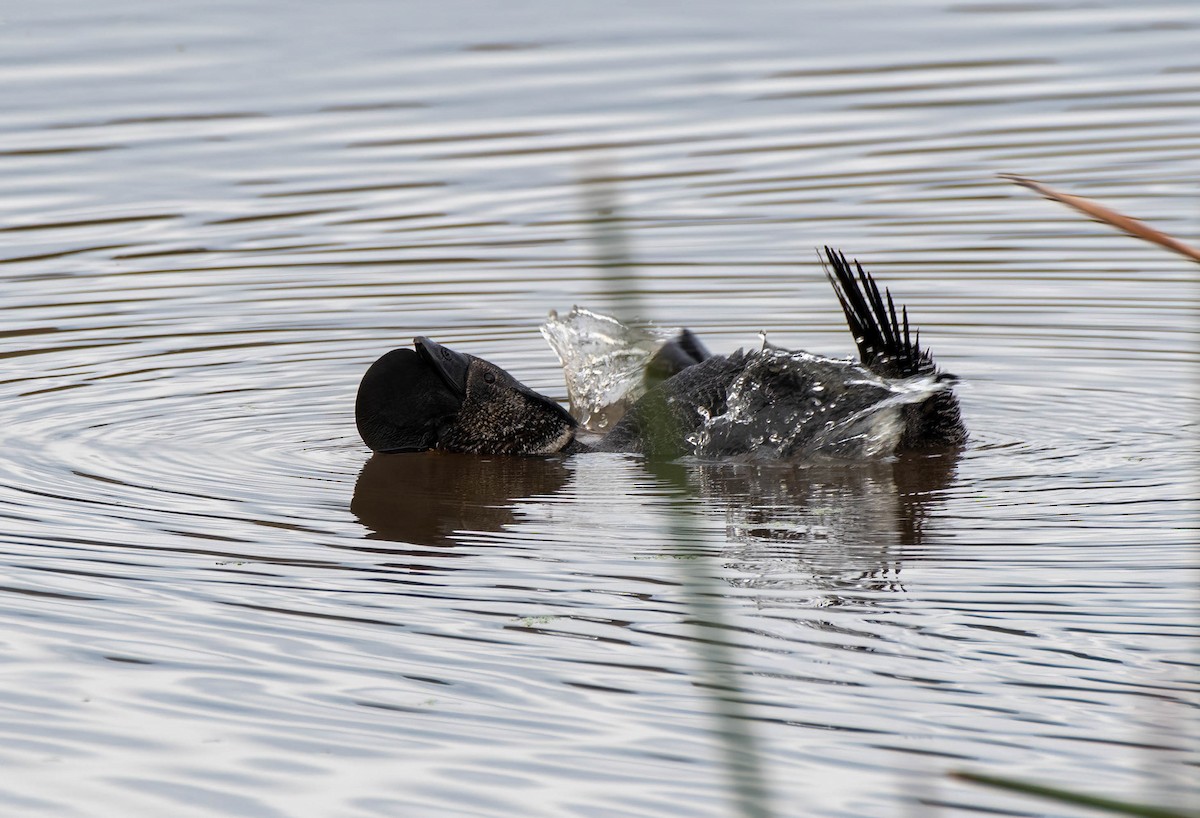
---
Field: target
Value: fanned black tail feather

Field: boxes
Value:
[822,247,937,380]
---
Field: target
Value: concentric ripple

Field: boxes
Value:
[0,1,1198,817]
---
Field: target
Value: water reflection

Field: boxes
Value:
[352,451,570,546]
[3,1,1197,815]
[354,448,959,596]
[693,452,959,547]
[689,453,960,597]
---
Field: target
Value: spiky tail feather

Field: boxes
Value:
[822,247,937,379]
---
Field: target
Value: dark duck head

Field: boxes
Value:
[356,249,966,459]
[355,337,577,455]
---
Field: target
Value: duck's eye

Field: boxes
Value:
[483,371,496,384]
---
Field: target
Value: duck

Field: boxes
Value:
[355,248,967,460]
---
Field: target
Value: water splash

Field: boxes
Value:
[696,347,955,458]
[694,349,953,461]
[544,310,955,461]
[540,306,678,430]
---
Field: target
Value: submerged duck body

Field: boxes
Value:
[585,346,963,459]
[355,249,966,460]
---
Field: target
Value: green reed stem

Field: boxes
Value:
[953,771,1200,818]
[578,160,640,314]
[579,163,775,818]
[657,490,775,818]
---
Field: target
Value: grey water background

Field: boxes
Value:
[1,1,1198,816]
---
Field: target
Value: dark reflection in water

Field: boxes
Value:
[352,451,570,546]
[355,448,958,595]
[688,453,960,597]
[691,452,959,546]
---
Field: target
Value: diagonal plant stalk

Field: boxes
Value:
[1000,174,1200,264]
[578,161,775,818]
[952,771,1200,818]
[997,173,1200,818]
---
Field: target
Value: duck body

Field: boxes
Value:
[578,346,962,459]
[355,248,966,460]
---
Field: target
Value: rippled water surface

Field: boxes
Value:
[2,1,1198,816]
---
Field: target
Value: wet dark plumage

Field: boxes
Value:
[355,249,966,459]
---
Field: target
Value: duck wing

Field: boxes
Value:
[822,247,936,379]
